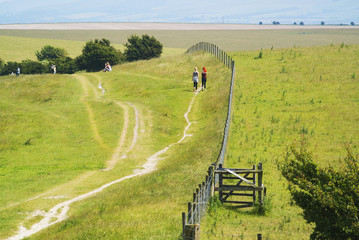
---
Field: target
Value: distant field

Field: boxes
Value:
[0,35,184,62]
[1,28,359,51]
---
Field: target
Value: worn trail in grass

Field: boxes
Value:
[7,75,200,240]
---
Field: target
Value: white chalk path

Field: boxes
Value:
[98,81,105,95]
[7,90,199,240]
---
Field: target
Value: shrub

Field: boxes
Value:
[20,59,48,74]
[2,61,20,75]
[54,57,77,74]
[77,38,123,72]
[0,58,4,75]
[278,142,359,239]
[124,34,163,62]
[36,45,67,61]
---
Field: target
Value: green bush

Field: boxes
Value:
[20,59,48,74]
[77,38,123,72]
[124,34,163,62]
[2,61,20,75]
[35,45,67,61]
[0,58,4,74]
[54,57,77,74]
[278,142,359,240]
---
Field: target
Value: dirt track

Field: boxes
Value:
[0,22,357,30]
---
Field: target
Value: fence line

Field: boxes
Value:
[182,42,236,240]
[186,42,235,167]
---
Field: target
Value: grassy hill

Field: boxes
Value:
[0,49,231,239]
[201,44,359,239]
[1,34,358,240]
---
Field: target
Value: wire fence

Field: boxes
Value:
[182,42,236,240]
[186,42,235,168]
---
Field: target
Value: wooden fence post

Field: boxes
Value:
[184,224,200,240]
[257,233,262,240]
[182,212,186,238]
[257,162,263,205]
[188,202,192,224]
[218,164,223,201]
[253,164,256,204]
[210,165,215,197]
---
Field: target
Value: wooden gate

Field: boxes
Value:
[215,163,265,207]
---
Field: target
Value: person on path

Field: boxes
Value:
[192,67,199,92]
[201,67,207,91]
[16,67,20,77]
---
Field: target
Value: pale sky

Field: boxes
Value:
[0,0,358,25]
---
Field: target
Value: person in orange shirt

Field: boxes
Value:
[201,67,207,91]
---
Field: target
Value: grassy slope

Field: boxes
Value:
[0,73,125,235]
[29,54,231,240]
[201,44,359,239]
[0,35,184,62]
[0,52,231,239]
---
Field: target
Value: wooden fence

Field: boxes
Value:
[182,42,266,240]
[216,163,265,207]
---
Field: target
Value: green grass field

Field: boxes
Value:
[0,35,184,62]
[201,44,359,239]
[1,28,359,51]
[0,48,231,239]
[0,32,358,240]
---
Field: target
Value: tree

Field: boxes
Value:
[321,21,325,25]
[278,143,359,240]
[36,45,67,61]
[351,22,355,26]
[124,34,163,62]
[76,38,123,72]
[259,21,263,25]
[300,22,304,25]
[294,22,297,25]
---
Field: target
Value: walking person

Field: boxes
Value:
[16,67,20,77]
[201,67,207,91]
[192,67,199,92]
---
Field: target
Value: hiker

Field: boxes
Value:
[103,62,112,72]
[16,67,20,77]
[51,64,56,74]
[201,67,207,91]
[192,67,199,92]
